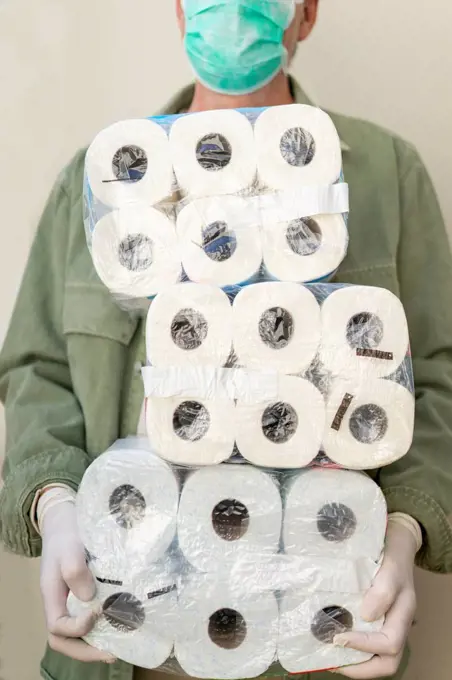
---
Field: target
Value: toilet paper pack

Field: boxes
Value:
[142,280,414,470]
[74,439,387,677]
[83,104,349,311]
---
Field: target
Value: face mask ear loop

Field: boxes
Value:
[286,0,305,31]
[281,46,291,76]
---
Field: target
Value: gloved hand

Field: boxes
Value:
[332,519,418,678]
[40,500,117,664]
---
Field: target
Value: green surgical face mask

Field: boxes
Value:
[183,0,301,95]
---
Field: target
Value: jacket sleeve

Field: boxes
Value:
[0,156,91,558]
[378,139,452,573]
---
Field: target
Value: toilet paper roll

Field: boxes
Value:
[176,574,279,679]
[76,447,179,569]
[67,566,176,669]
[146,283,233,367]
[145,394,236,465]
[169,109,257,198]
[177,196,262,287]
[278,590,382,673]
[322,378,415,469]
[91,206,181,299]
[283,468,387,563]
[235,376,325,468]
[319,286,410,379]
[86,118,174,208]
[254,105,342,191]
[232,282,321,373]
[262,213,348,283]
[177,465,282,571]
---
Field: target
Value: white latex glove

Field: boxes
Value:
[332,521,418,678]
[40,501,117,664]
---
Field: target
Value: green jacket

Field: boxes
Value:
[1,81,452,680]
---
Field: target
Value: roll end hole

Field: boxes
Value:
[317,503,357,543]
[349,404,389,444]
[346,312,384,350]
[311,606,353,645]
[202,221,237,262]
[118,234,153,272]
[286,218,322,256]
[212,499,250,541]
[280,127,316,167]
[196,133,232,171]
[112,144,148,182]
[103,592,145,633]
[171,308,208,351]
[109,484,146,530]
[173,401,211,441]
[259,307,294,350]
[208,608,247,650]
[262,402,299,444]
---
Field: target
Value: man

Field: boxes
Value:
[1,1,452,679]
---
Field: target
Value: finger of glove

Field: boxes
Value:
[332,651,403,678]
[334,588,415,656]
[360,560,400,622]
[60,548,96,602]
[42,566,97,639]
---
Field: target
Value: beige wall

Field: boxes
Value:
[0,0,451,678]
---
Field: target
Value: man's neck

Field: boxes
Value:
[188,71,294,112]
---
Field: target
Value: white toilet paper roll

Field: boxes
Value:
[169,109,257,198]
[176,574,279,679]
[76,447,179,569]
[283,468,387,562]
[235,376,325,468]
[254,105,342,191]
[232,282,321,373]
[177,465,282,571]
[262,213,348,283]
[91,206,181,299]
[319,286,410,379]
[67,566,176,669]
[278,590,382,673]
[86,119,174,208]
[146,283,233,367]
[323,378,415,469]
[177,196,262,287]
[145,394,236,465]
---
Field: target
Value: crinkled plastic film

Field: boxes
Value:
[69,437,387,677]
[78,101,416,677]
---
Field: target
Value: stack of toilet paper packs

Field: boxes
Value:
[70,104,416,676]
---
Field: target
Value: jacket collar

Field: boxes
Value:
[160,76,351,152]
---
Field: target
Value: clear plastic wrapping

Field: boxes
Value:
[69,438,387,677]
[76,102,415,676]
[142,280,415,471]
[83,104,349,312]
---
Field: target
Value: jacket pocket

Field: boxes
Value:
[62,283,141,457]
[63,282,139,345]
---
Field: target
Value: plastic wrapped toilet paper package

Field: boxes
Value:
[141,280,415,470]
[83,104,349,310]
[70,437,388,676]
